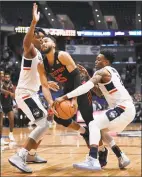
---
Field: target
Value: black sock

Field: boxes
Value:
[111,145,122,158]
[81,126,89,136]
[89,147,98,159]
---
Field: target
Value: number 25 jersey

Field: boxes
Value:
[43,51,73,84]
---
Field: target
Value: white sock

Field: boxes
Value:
[109,140,116,148]
[18,148,28,158]
[78,126,85,134]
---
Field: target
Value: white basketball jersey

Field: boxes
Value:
[17,49,42,92]
[96,66,133,108]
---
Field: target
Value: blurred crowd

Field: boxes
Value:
[65,37,139,46]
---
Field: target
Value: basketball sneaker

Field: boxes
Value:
[118,152,130,169]
[8,153,32,173]
[26,153,47,163]
[99,147,108,167]
[1,138,9,146]
[73,155,101,171]
[9,132,15,141]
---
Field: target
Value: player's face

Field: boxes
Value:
[33,32,45,49]
[0,71,4,81]
[4,75,10,83]
[40,37,55,54]
[95,54,108,70]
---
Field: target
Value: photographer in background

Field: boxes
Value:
[1,72,16,142]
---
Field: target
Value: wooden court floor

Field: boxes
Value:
[1,123,141,177]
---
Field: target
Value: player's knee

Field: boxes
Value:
[54,117,72,127]
[89,119,100,130]
[36,116,48,129]
[89,120,95,129]
[29,118,48,143]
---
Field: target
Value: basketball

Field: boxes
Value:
[55,100,78,120]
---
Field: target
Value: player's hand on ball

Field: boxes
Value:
[32,3,40,24]
[49,101,59,117]
[54,96,66,106]
[48,81,59,92]
[71,97,78,110]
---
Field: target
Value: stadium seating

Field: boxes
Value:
[98,1,136,30]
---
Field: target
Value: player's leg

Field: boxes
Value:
[8,93,48,173]
[101,128,131,169]
[54,115,86,134]
[98,136,108,167]
[73,105,135,170]
[77,92,108,166]
[0,108,9,145]
[7,108,15,141]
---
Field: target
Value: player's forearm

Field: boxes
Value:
[1,89,11,95]
[1,89,15,98]
[42,86,53,105]
[70,68,81,89]
[92,85,103,97]
[23,20,37,49]
[66,80,94,99]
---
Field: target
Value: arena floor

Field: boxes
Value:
[1,123,141,176]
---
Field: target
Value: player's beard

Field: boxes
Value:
[41,46,52,54]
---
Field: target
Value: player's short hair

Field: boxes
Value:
[34,27,46,36]
[100,50,115,64]
[45,34,56,44]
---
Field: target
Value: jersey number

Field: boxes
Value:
[55,74,67,83]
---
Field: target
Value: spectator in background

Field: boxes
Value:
[113,39,118,46]
[0,70,9,145]
[1,73,16,142]
[130,39,134,46]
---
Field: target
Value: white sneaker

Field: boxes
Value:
[26,153,47,163]
[118,153,130,169]
[1,138,9,146]
[9,132,15,141]
[73,156,101,171]
[8,153,32,173]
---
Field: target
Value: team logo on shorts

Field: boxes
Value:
[106,109,119,121]
[33,108,40,118]
[109,111,118,118]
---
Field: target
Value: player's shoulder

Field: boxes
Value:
[58,51,72,65]
[95,67,110,76]
[58,51,70,58]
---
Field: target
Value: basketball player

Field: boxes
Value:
[0,70,12,145]
[54,51,135,170]
[1,73,15,142]
[8,3,59,173]
[38,35,110,167]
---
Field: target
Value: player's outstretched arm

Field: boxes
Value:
[23,3,40,54]
[53,68,110,104]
